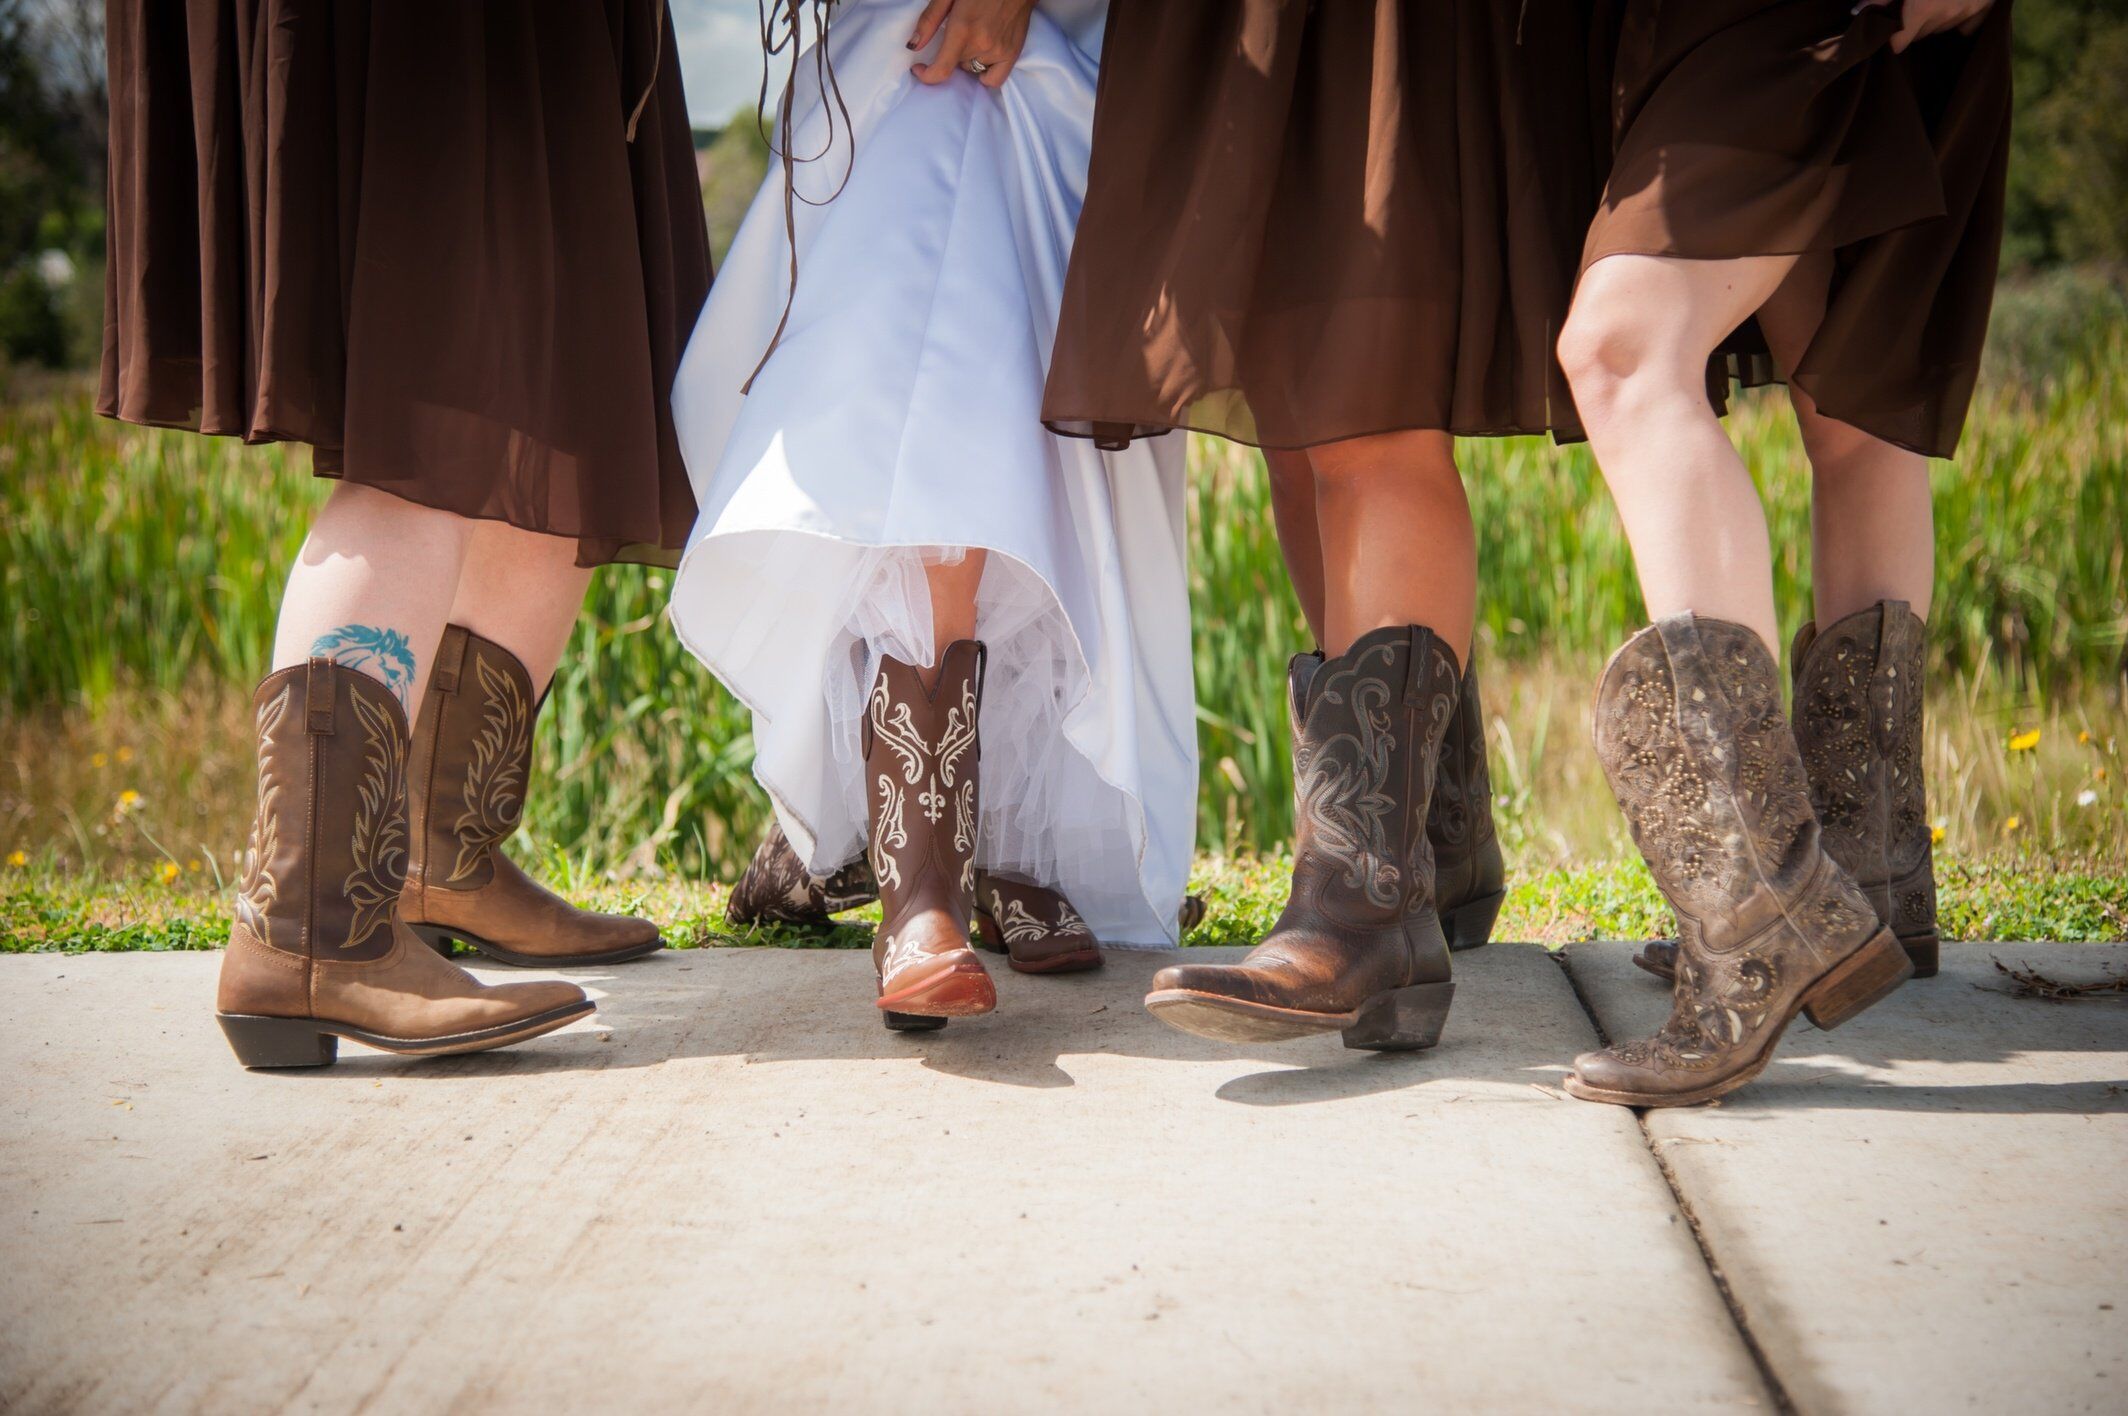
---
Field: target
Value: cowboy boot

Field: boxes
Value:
[865,641,996,1029]
[400,626,662,967]
[1632,602,1937,981]
[1567,616,1913,1107]
[1431,653,1507,950]
[728,820,878,928]
[215,660,593,1068]
[972,873,1102,973]
[1145,625,1461,1050]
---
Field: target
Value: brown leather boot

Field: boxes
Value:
[215,660,593,1068]
[1567,617,1912,1107]
[400,626,662,967]
[727,820,878,928]
[865,641,996,1029]
[972,873,1101,974]
[1431,653,1506,950]
[1632,601,1937,982]
[1145,625,1461,1050]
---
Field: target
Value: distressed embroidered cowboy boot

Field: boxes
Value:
[865,641,996,1029]
[1567,616,1913,1108]
[972,872,1102,973]
[215,660,593,1068]
[1146,625,1461,1050]
[1632,601,1937,983]
[1431,653,1507,950]
[727,820,879,928]
[400,626,662,967]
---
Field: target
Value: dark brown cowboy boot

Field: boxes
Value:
[1146,625,1461,1050]
[1567,617,1912,1108]
[1632,601,1937,982]
[1431,654,1507,950]
[865,641,996,1029]
[728,821,878,928]
[972,873,1101,973]
[215,660,593,1068]
[400,626,662,967]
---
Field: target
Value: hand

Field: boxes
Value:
[907,0,1036,88]
[1855,0,1994,53]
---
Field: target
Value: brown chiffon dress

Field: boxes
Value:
[1042,0,1610,450]
[99,0,713,566]
[1583,0,2014,459]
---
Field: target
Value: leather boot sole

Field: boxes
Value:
[1632,929,1939,985]
[408,922,665,969]
[1144,981,1455,1051]
[216,998,594,1069]
[876,951,998,1023]
[972,908,1103,974]
[1443,889,1506,952]
[1567,928,1912,1107]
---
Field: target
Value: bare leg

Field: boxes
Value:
[1755,256,1936,625]
[1265,447,1327,646]
[1558,253,1800,653]
[443,521,594,693]
[921,550,986,687]
[1309,429,1475,665]
[271,483,474,711]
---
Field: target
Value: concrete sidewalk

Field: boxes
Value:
[0,942,2119,1413]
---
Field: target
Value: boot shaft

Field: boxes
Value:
[1288,625,1462,928]
[1427,654,1504,910]
[863,641,985,915]
[407,626,535,893]
[1789,602,1934,932]
[235,660,409,963]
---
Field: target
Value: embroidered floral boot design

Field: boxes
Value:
[400,626,662,967]
[1633,602,1937,982]
[1567,616,1913,1108]
[215,659,592,1068]
[1429,653,1507,950]
[728,821,879,928]
[865,641,995,1029]
[1146,625,1462,1050]
[973,873,1101,974]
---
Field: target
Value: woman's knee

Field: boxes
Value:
[1307,428,1457,493]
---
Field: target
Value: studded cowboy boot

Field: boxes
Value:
[865,641,996,1029]
[728,821,878,928]
[399,626,662,967]
[1632,601,1937,983]
[1146,625,1461,1049]
[1566,617,1913,1107]
[972,873,1102,973]
[215,661,593,1068]
[1431,653,1507,950]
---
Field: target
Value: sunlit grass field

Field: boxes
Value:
[3,274,2124,946]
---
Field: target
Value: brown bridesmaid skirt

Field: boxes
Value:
[1583,0,2013,459]
[98,0,713,567]
[1042,0,1609,450]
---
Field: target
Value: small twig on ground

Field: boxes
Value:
[1984,956,2128,1001]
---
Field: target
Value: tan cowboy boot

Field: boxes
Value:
[865,641,996,1029]
[728,821,878,928]
[972,873,1101,974]
[1567,616,1913,1108]
[1146,625,1461,1050]
[400,626,662,967]
[1632,601,1937,982]
[1431,653,1507,950]
[215,660,592,1068]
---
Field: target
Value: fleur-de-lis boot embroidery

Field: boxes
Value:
[215,659,592,1069]
[400,626,662,967]
[863,640,995,1029]
[1567,616,1913,1108]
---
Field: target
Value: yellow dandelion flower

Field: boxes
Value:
[117,789,142,808]
[158,861,180,885]
[187,858,203,872]
[1929,825,1946,846]
[116,746,135,764]
[2079,730,2093,745]
[5,849,25,868]
[2006,728,2041,753]
[2000,815,2023,836]
[91,752,109,769]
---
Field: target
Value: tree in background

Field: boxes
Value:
[0,0,104,373]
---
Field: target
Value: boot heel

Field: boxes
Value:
[407,923,454,956]
[1341,981,1455,1052]
[1900,931,1940,979]
[217,1014,338,1069]
[971,908,1007,954]
[1802,929,1913,1031]
[1442,889,1505,951]
[882,1010,948,1033]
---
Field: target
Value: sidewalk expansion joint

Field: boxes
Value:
[1549,947,1798,1416]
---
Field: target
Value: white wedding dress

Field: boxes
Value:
[667,0,1194,946]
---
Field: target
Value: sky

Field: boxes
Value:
[672,0,795,127]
